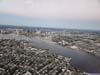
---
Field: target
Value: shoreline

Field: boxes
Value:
[0,35,99,71]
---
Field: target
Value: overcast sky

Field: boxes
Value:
[0,0,100,30]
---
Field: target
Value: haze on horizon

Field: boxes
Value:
[0,0,100,30]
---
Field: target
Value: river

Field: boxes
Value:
[29,37,100,74]
[0,34,100,74]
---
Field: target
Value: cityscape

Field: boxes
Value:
[0,0,100,75]
[0,25,100,75]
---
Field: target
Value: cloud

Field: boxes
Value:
[0,0,100,20]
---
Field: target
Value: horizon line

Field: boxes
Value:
[0,24,100,31]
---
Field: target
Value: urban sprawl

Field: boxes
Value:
[0,27,100,75]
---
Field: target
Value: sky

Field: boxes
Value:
[0,0,100,30]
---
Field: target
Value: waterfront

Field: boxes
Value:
[0,34,100,74]
[30,37,100,73]
[0,39,86,75]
